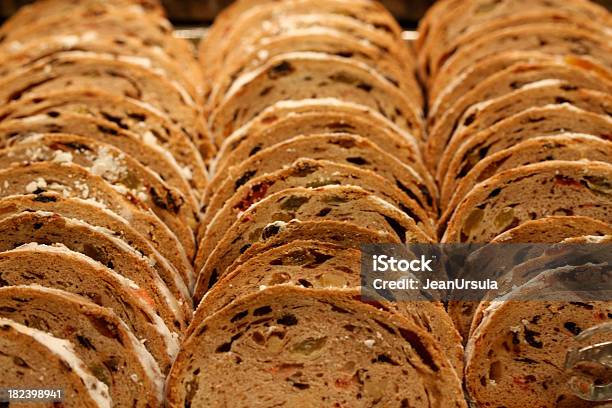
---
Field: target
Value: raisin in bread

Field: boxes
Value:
[0,111,197,204]
[192,240,463,375]
[1,133,198,233]
[436,80,612,184]
[448,215,612,342]
[198,158,435,264]
[195,185,434,302]
[0,161,194,262]
[440,135,612,230]
[207,29,421,115]
[212,98,426,180]
[0,53,209,156]
[0,90,208,193]
[0,211,189,331]
[0,317,111,408]
[432,24,612,99]
[426,57,612,171]
[208,52,423,143]
[438,105,612,216]
[465,269,610,408]
[0,191,193,297]
[203,134,437,224]
[442,161,612,243]
[0,285,163,407]
[169,286,466,408]
[0,242,178,373]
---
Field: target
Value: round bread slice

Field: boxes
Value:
[208,52,424,145]
[0,33,199,103]
[442,161,612,243]
[432,24,612,100]
[0,3,199,85]
[207,11,417,99]
[0,90,209,193]
[0,111,198,205]
[226,219,399,276]
[448,215,612,342]
[426,57,612,171]
[0,191,192,299]
[0,285,163,407]
[0,160,194,263]
[195,185,434,302]
[1,133,198,235]
[201,0,404,74]
[0,52,209,156]
[0,210,189,331]
[436,80,612,184]
[192,240,463,376]
[0,317,111,408]
[212,98,426,181]
[208,28,421,114]
[421,3,611,82]
[464,269,610,408]
[440,134,612,230]
[438,105,612,217]
[203,133,437,223]
[198,159,435,268]
[169,286,466,408]
[0,242,179,373]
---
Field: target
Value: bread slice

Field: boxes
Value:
[208,28,421,114]
[417,0,610,81]
[436,80,612,184]
[212,98,426,180]
[442,161,612,243]
[0,33,199,103]
[0,90,209,193]
[226,218,399,276]
[0,111,198,204]
[448,215,612,342]
[0,210,189,331]
[426,57,612,170]
[0,242,179,373]
[1,133,198,234]
[0,317,111,408]
[201,0,404,74]
[208,52,423,144]
[438,105,612,215]
[0,285,163,407]
[0,52,209,157]
[198,158,435,272]
[168,286,466,408]
[192,240,463,375]
[195,185,434,302]
[440,134,612,230]
[465,268,610,408]
[204,134,437,224]
[421,5,611,82]
[0,191,192,298]
[0,3,199,84]
[433,24,612,99]
[0,160,195,262]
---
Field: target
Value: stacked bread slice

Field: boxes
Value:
[0,0,208,406]
[417,1,612,407]
[165,0,467,406]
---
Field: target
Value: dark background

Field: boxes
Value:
[1,0,611,27]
